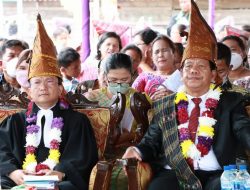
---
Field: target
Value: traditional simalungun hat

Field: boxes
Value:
[181,0,217,64]
[28,14,61,79]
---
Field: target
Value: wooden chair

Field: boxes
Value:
[89,92,153,190]
[130,92,151,144]
[0,85,28,122]
[0,86,152,190]
[88,93,126,190]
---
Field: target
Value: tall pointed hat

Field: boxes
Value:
[28,14,61,79]
[181,0,217,64]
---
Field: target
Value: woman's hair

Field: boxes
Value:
[151,34,176,53]
[96,32,122,60]
[217,42,231,66]
[221,35,246,52]
[121,44,143,61]
[174,43,184,57]
[221,35,247,63]
[102,53,133,75]
[134,28,158,45]
[16,49,32,69]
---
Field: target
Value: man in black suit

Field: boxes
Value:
[123,1,250,190]
[0,15,98,190]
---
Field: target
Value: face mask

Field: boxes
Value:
[108,82,130,95]
[230,52,243,70]
[16,70,30,88]
[5,57,18,78]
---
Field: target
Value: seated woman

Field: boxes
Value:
[132,34,177,97]
[222,35,250,90]
[84,53,148,152]
[79,31,122,82]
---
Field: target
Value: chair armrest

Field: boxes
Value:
[116,158,153,190]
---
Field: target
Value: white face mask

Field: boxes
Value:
[5,57,18,78]
[230,52,243,70]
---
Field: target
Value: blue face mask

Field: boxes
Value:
[108,82,130,95]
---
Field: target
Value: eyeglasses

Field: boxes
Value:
[107,82,130,88]
[107,78,131,86]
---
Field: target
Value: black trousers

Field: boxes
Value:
[1,175,78,190]
[147,168,223,190]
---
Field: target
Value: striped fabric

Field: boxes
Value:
[152,94,202,189]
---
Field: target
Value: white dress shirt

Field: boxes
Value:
[35,105,56,148]
[186,93,221,171]
[134,92,221,171]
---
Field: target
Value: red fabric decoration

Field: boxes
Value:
[177,107,189,124]
[35,164,50,174]
[197,144,209,156]
[205,98,218,109]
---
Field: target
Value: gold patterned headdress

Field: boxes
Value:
[181,0,217,64]
[28,14,61,79]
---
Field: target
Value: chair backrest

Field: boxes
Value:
[103,93,126,159]
[0,108,24,123]
[72,92,126,160]
[0,84,28,122]
[77,107,110,159]
[0,83,29,109]
[130,92,151,143]
[66,92,99,109]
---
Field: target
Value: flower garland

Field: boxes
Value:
[175,84,222,166]
[22,100,68,173]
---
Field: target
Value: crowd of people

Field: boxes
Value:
[0,0,249,189]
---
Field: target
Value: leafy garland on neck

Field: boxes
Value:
[23,97,69,173]
[175,83,222,168]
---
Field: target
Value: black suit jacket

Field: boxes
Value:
[137,91,250,172]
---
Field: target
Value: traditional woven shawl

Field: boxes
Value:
[152,94,202,189]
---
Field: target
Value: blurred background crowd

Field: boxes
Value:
[0,0,249,97]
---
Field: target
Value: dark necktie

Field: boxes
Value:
[41,115,45,146]
[37,115,49,162]
[188,98,202,142]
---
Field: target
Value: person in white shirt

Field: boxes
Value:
[122,1,250,190]
[0,14,98,190]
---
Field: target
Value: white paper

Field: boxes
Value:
[159,70,183,92]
